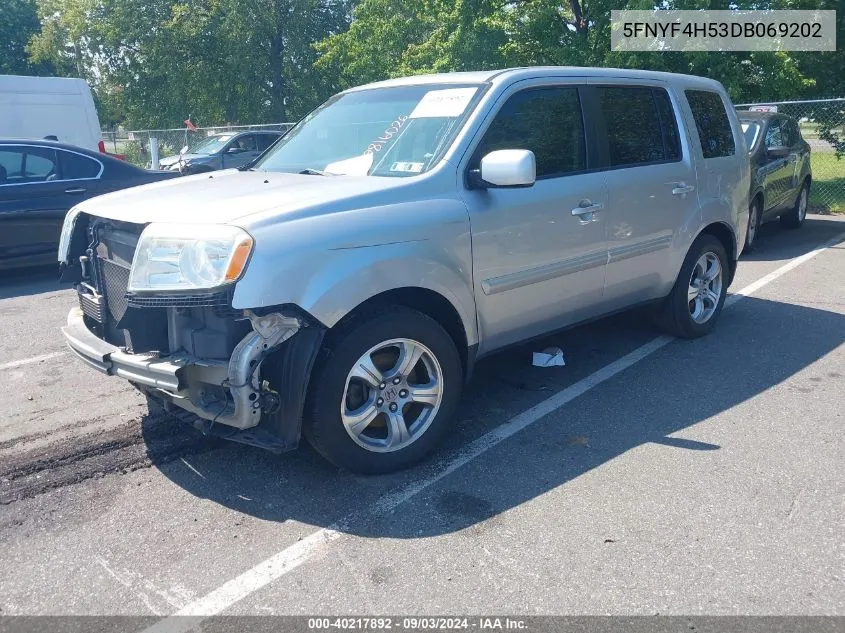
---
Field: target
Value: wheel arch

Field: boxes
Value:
[696,221,737,286]
[330,287,476,383]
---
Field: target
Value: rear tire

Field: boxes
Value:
[780,182,808,229]
[655,234,729,339]
[304,306,463,474]
[744,198,761,251]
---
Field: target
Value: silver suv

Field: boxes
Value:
[59,68,749,473]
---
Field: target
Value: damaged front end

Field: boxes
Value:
[60,215,325,452]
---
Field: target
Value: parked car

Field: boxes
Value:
[738,111,812,249]
[59,68,748,473]
[0,75,105,153]
[0,139,178,270]
[158,130,283,174]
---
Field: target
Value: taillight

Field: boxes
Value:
[98,140,106,153]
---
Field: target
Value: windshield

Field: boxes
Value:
[187,134,235,155]
[740,122,760,151]
[254,84,484,177]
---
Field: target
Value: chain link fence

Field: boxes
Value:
[102,123,295,168]
[735,98,845,213]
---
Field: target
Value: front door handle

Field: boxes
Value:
[571,202,604,216]
[671,183,695,195]
[64,187,86,194]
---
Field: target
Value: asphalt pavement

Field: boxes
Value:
[0,215,842,621]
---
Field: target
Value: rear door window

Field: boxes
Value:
[597,86,681,167]
[59,151,101,180]
[685,90,736,158]
[0,146,59,185]
[475,86,586,179]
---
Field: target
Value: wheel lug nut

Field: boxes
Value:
[376,397,384,406]
[393,377,401,385]
[399,389,408,398]
[389,403,398,412]
[378,383,386,390]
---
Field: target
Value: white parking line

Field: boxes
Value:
[143,230,845,631]
[0,351,66,371]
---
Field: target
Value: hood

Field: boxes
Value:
[158,153,210,167]
[74,169,409,226]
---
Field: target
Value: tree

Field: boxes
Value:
[27,0,354,128]
[316,0,836,103]
[0,0,54,75]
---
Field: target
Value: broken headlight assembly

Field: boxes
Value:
[128,223,254,292]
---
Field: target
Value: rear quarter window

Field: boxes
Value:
[59,151,101,179]
[685,90,736,159]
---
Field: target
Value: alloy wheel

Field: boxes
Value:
[688,252,723,324]
[341,338,443,453]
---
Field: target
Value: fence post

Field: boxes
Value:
[150,137,160,170]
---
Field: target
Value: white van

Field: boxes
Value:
[0,75,103,152]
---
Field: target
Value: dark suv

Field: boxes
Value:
[158,130,283,174]
[738,111,812,249]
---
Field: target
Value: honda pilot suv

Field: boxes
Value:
[59,68,749,473]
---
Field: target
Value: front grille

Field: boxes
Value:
[100,259,131,324]
[126,290,233,309]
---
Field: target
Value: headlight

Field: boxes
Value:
[58,207,82,262]
[128,224,254,292]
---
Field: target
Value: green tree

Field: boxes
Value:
[27,0,353,128]
[0,0,54,75]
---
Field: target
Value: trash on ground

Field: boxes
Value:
[532,347,565,367]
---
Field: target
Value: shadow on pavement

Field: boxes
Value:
[741,216,843,262]
[143,293,844,539]
[0,265,66,300]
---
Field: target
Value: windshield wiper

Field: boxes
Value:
[299,168,334,176]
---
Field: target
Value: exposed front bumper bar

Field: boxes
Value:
[61,306,287,430]
[62,307,194,391]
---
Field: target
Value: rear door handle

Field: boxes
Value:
[671,183,695,195]
[64,187,86,194]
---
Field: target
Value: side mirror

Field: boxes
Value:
[766,146,790,159]
[227,146,244,154]
[472,150,536,189]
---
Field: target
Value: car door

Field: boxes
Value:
[0,144,69,268]
[761,119,792,212]
[459,83,609,353]
[595,83,697,308]
[781,117,807,205]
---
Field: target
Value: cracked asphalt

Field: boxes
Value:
[0,214,842,620]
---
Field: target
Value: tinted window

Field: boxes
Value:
[476,87,586,178]
[765,121,782,148]
[782,119,800,146]
[0,146,58,185]
[685,90,736,158]
[598,86,681,167]
[256,134,279,151]
[60,151,100,179]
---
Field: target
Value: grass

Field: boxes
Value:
[809,151,845,214]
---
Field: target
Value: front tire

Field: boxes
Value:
[304,306,463,474]
[780,182,808,229]
[656,234,729,339]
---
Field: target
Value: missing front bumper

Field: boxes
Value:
[61,307,323,446]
